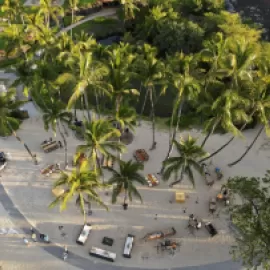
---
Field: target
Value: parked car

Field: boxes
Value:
[76,223,92,245]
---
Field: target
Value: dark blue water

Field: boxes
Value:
[235,0,270,39]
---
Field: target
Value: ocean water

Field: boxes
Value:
[235,0,270,39]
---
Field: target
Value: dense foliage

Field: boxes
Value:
[1,1,270,267]
[227,173,270,269]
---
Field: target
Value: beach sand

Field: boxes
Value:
[0,102,269,269]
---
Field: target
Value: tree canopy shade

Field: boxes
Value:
[162,135,207,186]
[49,168,108,223]
[105,160,147,207]
[76,118,125,173]
[227,173,270,269]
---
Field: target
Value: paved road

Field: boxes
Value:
[0,182,242,270]
[56,8,117,37]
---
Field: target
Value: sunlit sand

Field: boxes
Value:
[0,102,269,268]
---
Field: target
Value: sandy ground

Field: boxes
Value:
[0,102,269,269]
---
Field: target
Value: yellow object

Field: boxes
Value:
[52,187,64,197]
[217,193,223,199]
[175,192,185,203]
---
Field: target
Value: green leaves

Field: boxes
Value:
[106,160,146,205]
[49,168,108,223]
[226,173,270,269]
[163,135,207,186]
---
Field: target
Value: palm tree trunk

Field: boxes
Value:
[71,8,74,39]
[94,90,101,119]
[83,209,86,224]
[94,148,103,177]
[83,91,91,122]
[138,84,148,126]
[162,99,184,171]
[149,87,156,150]
[61,121,69,137]
[7,121,37,164]
[123,190,127,205]
[228,125,264,167]
[200,110,257,163]
[20,14,25,25]
[47,14,50,28]
[80,96,87,119]
[200,118,221,148]
[57,121,68,169]
[115,95,122,115]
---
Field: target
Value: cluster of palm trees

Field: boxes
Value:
[1,0,270,222]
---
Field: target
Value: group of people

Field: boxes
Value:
[24,227,68,260]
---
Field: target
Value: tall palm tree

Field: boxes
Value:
[105,160,147,209]
[76,119,125,174]
[163,135,207,187]
[225,39,258,90]
[120,0,139,21]
[68,0,79,39]
[162,54,200,166]
[135,44,166,150]
[40,98,72,168]
[56,49,108,121]
[200,74,270,163]
[199,89,249,148]
[227,79,270,166]
[38,0,64,28]
[106,44,139,116]
[0,88,37,164]
[1,0,19,25]
[49,168,108,224]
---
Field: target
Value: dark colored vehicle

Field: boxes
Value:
[205,222,218,237]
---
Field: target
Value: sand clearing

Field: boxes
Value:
[0,102,269,268]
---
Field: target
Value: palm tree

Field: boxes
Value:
[76,119,125,174]
[225,39,258,90]
[40,98,72,168]
[120,0,139,21]
[135,44,166,150]
[162,54,200,167]
[68,0,79,39]
[0,88,37,164]
[1,0,20,25]
[106,44,139,116]
[105,160,147,209]
[110,104,137,132]
[38,0,64,28]
[49,168,108,223]
[56,49,108,121]
[163,135,207,187]
[200,73,270,163]
[199,89,249,148]
[227,79,270,166]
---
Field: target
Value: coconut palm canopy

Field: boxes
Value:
[3,0,270,267]
[105,160,147,205]
[163,135,207,187]
[49,168,108,223]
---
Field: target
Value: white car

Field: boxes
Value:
[76,223,92,245]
